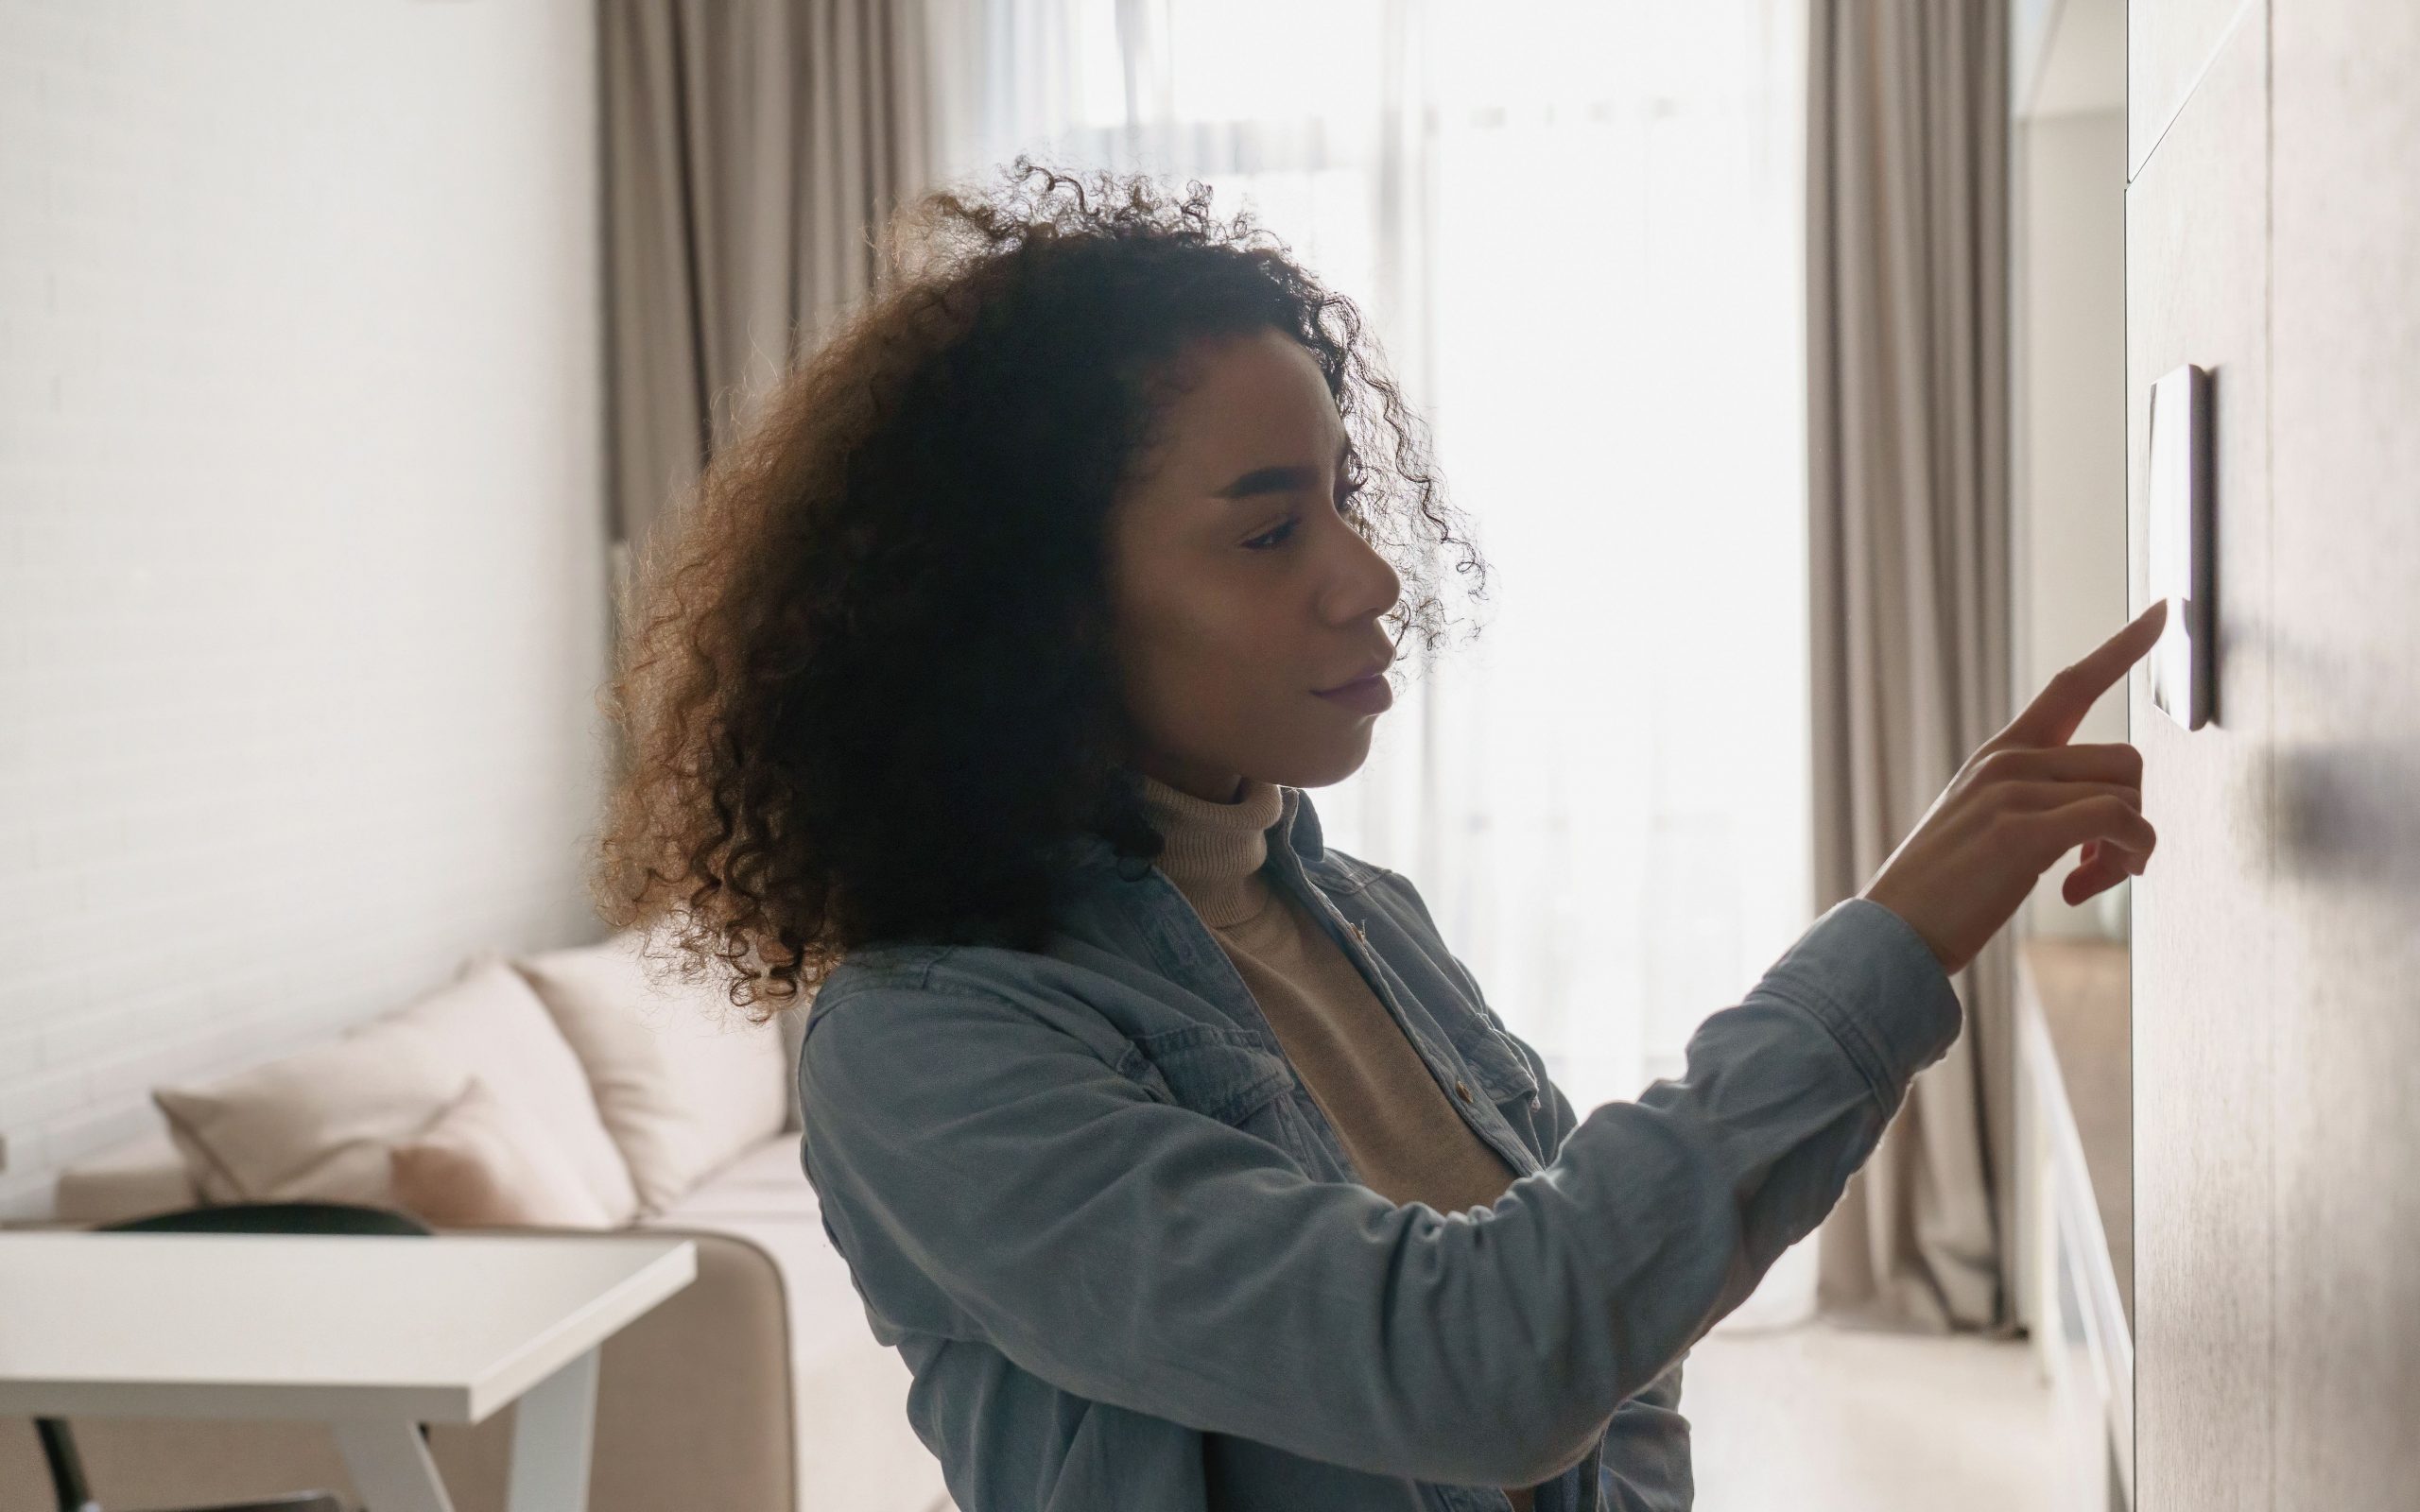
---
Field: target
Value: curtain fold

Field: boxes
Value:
[599,0,936,554]
[1806,0,2017,1335]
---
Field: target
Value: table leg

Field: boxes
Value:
[332,1418,457,1512]
[505,1346,601,1512]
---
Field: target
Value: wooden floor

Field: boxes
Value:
[1686,1317,2063,1512]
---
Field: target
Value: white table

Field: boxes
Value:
[0,1231,697,1512]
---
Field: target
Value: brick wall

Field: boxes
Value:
[0,0,613,1218]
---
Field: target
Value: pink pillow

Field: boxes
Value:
[389,1076,615,1229]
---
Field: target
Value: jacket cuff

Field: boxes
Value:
[1758,897,1965,1106]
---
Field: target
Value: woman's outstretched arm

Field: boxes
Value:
[799,895,1960,1490]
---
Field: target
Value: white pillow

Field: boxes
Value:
[510,931,789,1213]
[390,1075,616,1230]
[153,958,640,1224]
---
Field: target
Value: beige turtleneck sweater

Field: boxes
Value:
[1134,770,1539,1510]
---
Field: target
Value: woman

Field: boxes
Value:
[596,161,2164,1512]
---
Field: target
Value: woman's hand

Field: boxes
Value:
[1861,599,2168,977]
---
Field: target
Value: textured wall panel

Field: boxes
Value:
[2123,11,2275,1509]
[2128,0,2256,177]
[2268,1,2420,1504]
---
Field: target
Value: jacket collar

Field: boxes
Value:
[1059,780,1327,876]
[1279,783,1326,864]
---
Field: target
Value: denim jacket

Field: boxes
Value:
[796,782,1964,1512]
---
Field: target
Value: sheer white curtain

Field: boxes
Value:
[927,0,1816,1328]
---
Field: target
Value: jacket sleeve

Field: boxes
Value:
[1595,1359,1693,1511]
[1522,1022,1692,1508]
[799,896,1962,1490]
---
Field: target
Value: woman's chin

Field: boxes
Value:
[1265,734,1377,791]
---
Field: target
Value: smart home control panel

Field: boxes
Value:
[2143,363,2212,728]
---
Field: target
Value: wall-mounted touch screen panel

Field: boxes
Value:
[2144,362,2213,727]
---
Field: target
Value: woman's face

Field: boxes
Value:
[1105,326,1404,803]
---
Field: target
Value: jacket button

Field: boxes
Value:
[1454,1080,1471,1103]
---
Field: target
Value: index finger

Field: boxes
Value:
[1996,598,2169,749]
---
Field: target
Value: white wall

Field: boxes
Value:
[0,0,613,1219]
[2011,106,2130,940]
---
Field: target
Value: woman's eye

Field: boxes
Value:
[1244,516,1300,550]
[1245,483,1364,550]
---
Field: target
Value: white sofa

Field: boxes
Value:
[0,935,953,1512]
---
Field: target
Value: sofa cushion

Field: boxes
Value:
[512,932,789,1213]
[645,1132,809,1222]
[390,1074,617,1229]
[52,1126,200,1227]
[152,958,640,1222]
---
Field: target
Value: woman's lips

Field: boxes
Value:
[1313,672,1392,714]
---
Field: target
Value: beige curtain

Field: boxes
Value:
[599,0,938,552]
[1806,0,2018,1336]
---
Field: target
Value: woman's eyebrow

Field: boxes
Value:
[1212,438,1354,502]
[1213,464,1320,500]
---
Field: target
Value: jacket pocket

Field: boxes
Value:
[1433,1013,1542,1109]
[1129,1023,1300,1127]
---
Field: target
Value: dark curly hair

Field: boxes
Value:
[593,158,1489,1017]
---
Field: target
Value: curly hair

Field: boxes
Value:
[593,158,1488,1018]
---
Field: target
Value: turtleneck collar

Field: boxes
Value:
[1132,768,1288,928]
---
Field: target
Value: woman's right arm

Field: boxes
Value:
[798,894,1961,1492]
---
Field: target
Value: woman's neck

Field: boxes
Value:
[1131,769,1287,926]
[1125,749,1244,804]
